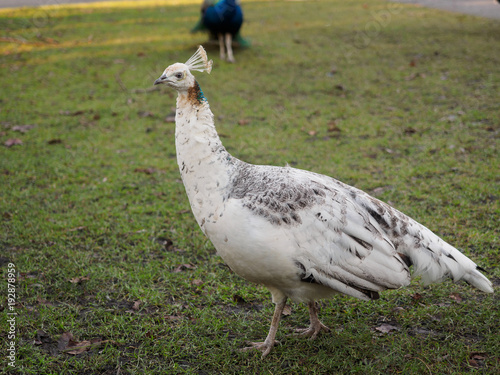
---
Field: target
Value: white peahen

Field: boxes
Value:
[153,46,494,358]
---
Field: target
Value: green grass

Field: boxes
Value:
[1,0,499,373]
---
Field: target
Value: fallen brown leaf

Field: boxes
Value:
[371,186,392,196]
[326,66,338,77]
[470,352,486,361]
[69,276,90,284]
[12,125,35,133]
[412,293,423,301]
[375,323,400,334]
[66,340,91,355]
[134,167,156,175]
[138,111,155,118]
[60,110,85,116]
[58,332,73,351]
[34,330,53,345]
[132,301,141,310]
[404,127,416,135]
[405,72,426,81]
[18,272,38,281]
[58,332,107,355]
[165,315,182,321]
[468,358,479,368]
[67,226,86,232]
[173,263,196,273]
[282,304,292,316]
[238,119,250,126]
[154,236,174,250]
[4,138,23,147]
[327,121,341,133]
[449,293,463,303]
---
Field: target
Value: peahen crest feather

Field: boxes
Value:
[185,46,213,73]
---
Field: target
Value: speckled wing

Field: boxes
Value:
[229,162,493,300]
[285,169,412,300]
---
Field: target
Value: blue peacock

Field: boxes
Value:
[191,0,249,63]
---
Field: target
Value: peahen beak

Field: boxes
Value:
[154,75,168,85]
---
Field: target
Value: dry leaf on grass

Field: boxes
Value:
[282,304,292,316]
[165,315,182,321]
[69,276,90,284]
[67,226,86,232]
[468,352,486,368]
[173,263,196,273]
[12,125,35,133]
[34,330,53,345]
[192,279,203,286]
[375,323,400,334]
[4,138,23,147]
[411,293,423,301]
[327,121,341,133]
[60,110,85,116]
[134,167,157,175]
[138,111,155,118]
[58,332,108,355]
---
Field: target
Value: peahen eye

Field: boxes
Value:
[175,72,183,79]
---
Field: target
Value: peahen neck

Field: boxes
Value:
[174,80,236,231]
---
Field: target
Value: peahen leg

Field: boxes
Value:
[218,33,226,60]
[225,33,235,63]
[241,299,286,358]
[295,301,330,339]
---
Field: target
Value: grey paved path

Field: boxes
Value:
[0,0,123,8]
[0,0,499,20]
[392,0,500,20]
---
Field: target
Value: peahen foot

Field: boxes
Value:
[294,301,331,339]
[240,338,280,358]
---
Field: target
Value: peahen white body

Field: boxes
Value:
[154,46,494,357]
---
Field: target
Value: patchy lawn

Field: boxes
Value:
[0,0,498,373]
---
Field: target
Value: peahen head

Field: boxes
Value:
[154,46,213,92]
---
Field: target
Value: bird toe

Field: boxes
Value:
[294,322,331,339]
[240,339,279,358]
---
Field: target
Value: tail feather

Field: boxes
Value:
[462,268,494,293]
[353,184,493,295]
[407,235,493,293]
